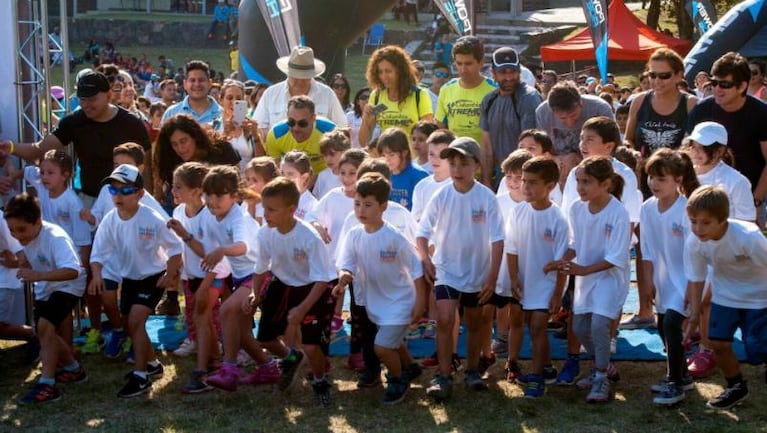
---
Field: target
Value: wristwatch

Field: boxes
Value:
[183,233,194,243]
[755,198,764,207]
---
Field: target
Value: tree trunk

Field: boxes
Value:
[646,0,661,30]
[674,0,694,40]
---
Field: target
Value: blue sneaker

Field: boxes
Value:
[105,330,126,359]
[556,357,580,386]
[524,374,545,398]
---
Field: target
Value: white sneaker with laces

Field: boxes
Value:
[173,338,197,357]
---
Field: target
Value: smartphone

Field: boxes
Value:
[233,100,248,125]
[372,103,388,117]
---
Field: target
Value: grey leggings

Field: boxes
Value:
[573,313,612,370]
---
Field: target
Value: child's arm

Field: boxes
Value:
[242,271,267,315]
[507,253,522,300]
[411,276,428,324]
[17,265,78,282]
[332,269,353,298]
[415,236,435,285]
[479,239,503,304]
[683,280,704,342]
[202,242,246,272]
[287,281,329,327]
[549,270,567,314]
[88,262,105,295]
[546,248,575,273]
[563,259,614,277]
[166,218,206,258]
[79,208,97,226]
[157,253,182,288]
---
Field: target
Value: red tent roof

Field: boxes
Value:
[540,0,692,62]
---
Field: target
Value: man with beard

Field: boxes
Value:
[161,60,222,126]
[478,47,542,187]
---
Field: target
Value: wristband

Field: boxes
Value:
[8,140,14,154]
[183,233,194,243]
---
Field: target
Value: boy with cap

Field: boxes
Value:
[416,137,504,400]
[88,164,183,398]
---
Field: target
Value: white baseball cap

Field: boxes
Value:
[688,121,728,146]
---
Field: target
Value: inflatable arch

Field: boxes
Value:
[238,0,399,84]
[684,0,767,83]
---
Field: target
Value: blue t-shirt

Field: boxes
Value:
[390,162,429,211]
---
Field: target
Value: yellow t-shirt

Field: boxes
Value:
[435,77,497,143]
[371,87,433,133]
[265,118,336,174]
[230,49,239,73]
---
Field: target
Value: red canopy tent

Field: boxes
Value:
[540,0,692,62]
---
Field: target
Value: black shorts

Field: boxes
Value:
[35,291,79,327]
[435,285,481,308]
[256,277,333,346]
[487,293,517,308]
[120,272,165,315]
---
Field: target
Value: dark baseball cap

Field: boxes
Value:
[492,47,520,72]
[76,71,111,98]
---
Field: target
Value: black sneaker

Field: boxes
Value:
[312,379,332,408]
[147,361,165,379]
[278,350,306,391]
[543,365,558,385]
[55,366,88,384]
[356,369,382,388]
[17,383,61,405]
[383,375,409,405]
[464,369,488,391]
[478,353,496,376]
[403,362,423,383]
[706,381,749,410]
[183,370,213,394]
[117,373,151,398]
[155,297,180,316]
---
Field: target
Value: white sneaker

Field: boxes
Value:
[237,349,254,366]
[173,338,197,357]
[610,337,617,354]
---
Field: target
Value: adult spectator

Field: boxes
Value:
[254,46,347,137]
[0,70,150,202]
[358,45,433,147]
[427,61,451,113]
[159,79,178,107]
[264,95,336,177]
[693,71,710,98]
[207,0,232,41]
[435,36,496,144]
[625,48,697,157]
[539,69,558,99]
[478,47,541,187]
[747,59,767,102]
[217,79,263,173]
[162,60,222,126]
[688,51,767,216]
[535,80,614,184]
[330,73,352,111]
[347,88,380,148]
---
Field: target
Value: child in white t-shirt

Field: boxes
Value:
[507,157,569,398]
[313,130,350,199]
[417,137,504,400]
[411,129,454,222]
[335,173,427,405]
[684,185,767,410]
[0,210,31,342]
[89,164,183,398]
[516,129,563,205]
[411,121,439,174]
[640,149,700,406]
[281,150,318,223]
[241,156,279,225]
[554,156,631,403]
[6,194,87,405]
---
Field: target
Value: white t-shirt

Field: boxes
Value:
[411,175,451,222]
[506,202,569,309]
[90,184,168,227]
[684,219,767,309]
[569,197,631,318]
[254,80,348,131]
[313,187,354,262]
[0,211,24,289]
[419,160,434,175]
[24,221,86,300]
[697,161,755,221]
[172,205,231,280]
[313,167,342,199]
[296,190,319,223]
[417,181,505,292]
[640,195,689,315]
[336,222,424,325]
[254,218,335,286]
[205,206,259,280]
[561,158,641,223]
[25,166,91,247]
[495,192,524,296]
[91,204,183,280]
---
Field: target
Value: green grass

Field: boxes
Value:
[2,338,767,433]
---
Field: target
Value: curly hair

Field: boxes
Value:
[154,114,223,184]
[365,45,418,106]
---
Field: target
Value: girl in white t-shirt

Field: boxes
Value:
[411,121,439,174]
[641,149,700,406]
[280,150,318,223]
[241,156,279,225]
[555,156,631,403]
[498,129,563,205]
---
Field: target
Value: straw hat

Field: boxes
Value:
[276,46,326,79]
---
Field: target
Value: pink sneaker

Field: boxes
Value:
[240,360,280,385]
[347,352,365,372]
[331,315,344,333]
[206,364,243,391]
[687,348,716,379]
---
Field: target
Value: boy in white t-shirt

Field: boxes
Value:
[506,157,569,397]
[313,130,350,199]
[335,173,427,405]
[89,164,183,398]
[251,177,336,408]
[411,129,455,222]
[5,193,87,405]
[0,210,33,344]
[684,186,767,410]
[417,137,504,400]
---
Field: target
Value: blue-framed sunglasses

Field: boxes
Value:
[108,185,139,196]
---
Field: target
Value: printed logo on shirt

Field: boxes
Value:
[471,208,487,223]
[543,228,554,243]
[293,248,308,261]
[139,227,156,241]
[671,222,685,237]
[36,254,49,266]
[55,209,71,223]
[734,254,751,263]
[197,226,205,239]
[603,223,613,238]
[445,99,481,118]
[380,249,398,263]
[226,228,233,243]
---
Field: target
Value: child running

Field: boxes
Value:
[241,156,279,225]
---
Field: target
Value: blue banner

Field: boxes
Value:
[433,0,474,36]
[581,0,608,83]
[256,0,302,57]
[686,0,718,35]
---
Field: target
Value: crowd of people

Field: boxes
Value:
[1,33,767,413]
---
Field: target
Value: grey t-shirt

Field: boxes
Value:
[535,94,615,155]
[479,83,542,162]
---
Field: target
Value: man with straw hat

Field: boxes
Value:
[254,46,347,138]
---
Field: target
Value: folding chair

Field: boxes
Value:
[362,23,386,55]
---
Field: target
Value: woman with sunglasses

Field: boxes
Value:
[747,59,767,103]
[358,45,433,148]
[217,79,264,173]
[625,48,697,158]
[331,73,353,111]
[346,88,380,148]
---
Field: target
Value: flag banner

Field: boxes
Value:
[686,0,718,35]
[581,0,608,83]
[256,0,302,57]
[433,0,474,36]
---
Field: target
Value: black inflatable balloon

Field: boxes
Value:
[683,0,767,83]
[239,0,400,84]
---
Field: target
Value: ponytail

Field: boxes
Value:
[609,172,624,200]
[678,152,701,198]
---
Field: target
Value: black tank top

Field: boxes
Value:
[633,91,689,157]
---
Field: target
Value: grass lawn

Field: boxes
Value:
[1,339,766,432]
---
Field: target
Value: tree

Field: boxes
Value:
[647,0,662,31]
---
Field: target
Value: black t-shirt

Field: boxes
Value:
[52,107,150,196]
[688,96,767,190]
[634,91,690,157]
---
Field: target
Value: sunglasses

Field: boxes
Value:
[287,118,310,128]
[648,71,674,80]
[709,79,737,89]
[358,94,370,101]
[434,71,449,78]
[108,185,139,196]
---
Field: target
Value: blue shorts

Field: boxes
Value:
[709,303,767,364]
[435,285,480,308]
